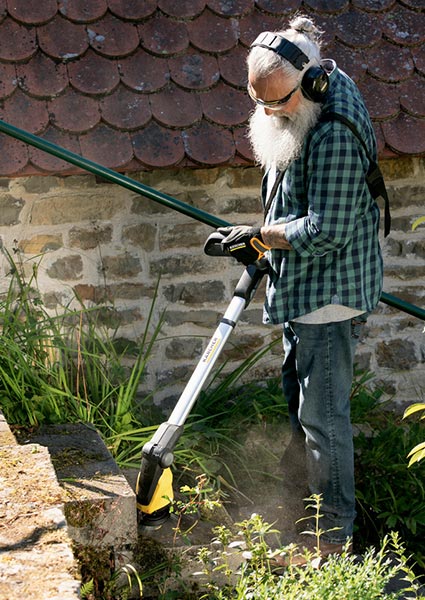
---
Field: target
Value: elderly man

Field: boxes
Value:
[217,15,384,565]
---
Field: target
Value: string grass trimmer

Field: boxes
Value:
[135,232,269,525]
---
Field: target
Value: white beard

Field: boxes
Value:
[248,98,321,171]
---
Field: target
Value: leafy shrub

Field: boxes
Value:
[352,377,425,569]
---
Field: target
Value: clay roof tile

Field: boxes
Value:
[100,86,151,130]
[0,0,422,176]
[0,18,37,62]
[412,45,425,76]
[201,81,251,125]
[48,89,100,133]
[7,0,57,25]
[87,13,140,58]
[58,0,107,24]
[37,15,88,61]
[352,0,395,11]
[365,40,414,83]
[68,50,120,95]
[108,0,157,21]
[28,127,81,172]
[218,44,249,87]
[79,123,133,168]
[139,14,189,56]
[151,84,203,128]
[335,9,382,48]
[233,125,253,162]
[382,4,425,46]
[16,53,68,98]
[382,113,425,155]
[157,0,206,19]
[182,120,234,165]
[1,89,49,134]
[168,50,220,90]
[358,76,400,120]
[399,75,425,118]
[0,62,17,98]
[330,42,367,83]
[238,10,285,47]
[0,135,28,175]
[208,0,254,18]
[255,0,300,14]
[132,120,185,168]
[187,9,239,53]
[119,49,169,93]
[304,0,349,14]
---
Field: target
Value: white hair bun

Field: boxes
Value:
[289,16,322,42]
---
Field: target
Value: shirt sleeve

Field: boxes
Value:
[284,126,368,257]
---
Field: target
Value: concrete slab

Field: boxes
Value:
[0,443,80,600]
[30,423,138,568]
[0,409,16,445]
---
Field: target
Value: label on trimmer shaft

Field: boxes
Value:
[202,335,221,364]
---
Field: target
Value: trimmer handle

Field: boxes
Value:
[204,231,269,271]
[203,231,229,257]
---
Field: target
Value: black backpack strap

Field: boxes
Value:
[263,168,285,221]
[305,112,391,236]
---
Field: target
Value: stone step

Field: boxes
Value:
[29,423,138,571]
[0,411,80,600]
[0,413,139,599]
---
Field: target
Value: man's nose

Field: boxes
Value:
[264,107,274,116]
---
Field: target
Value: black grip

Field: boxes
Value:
[204,231,229,257]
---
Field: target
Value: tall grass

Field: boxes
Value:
[0,246,163,464]
[0,246,282,475]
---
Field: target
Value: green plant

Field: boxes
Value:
[403,403,425,466]
[352,383,425,568]
[195,508,424,600]
[0,246,164,464]
[412,216,425,231]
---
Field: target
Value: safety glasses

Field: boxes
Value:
[247,82,300,110]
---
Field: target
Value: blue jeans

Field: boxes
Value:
[282,317,366,543]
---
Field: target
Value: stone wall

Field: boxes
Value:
[0,159,423,412]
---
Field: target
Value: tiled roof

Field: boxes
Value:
[0,0,424,176]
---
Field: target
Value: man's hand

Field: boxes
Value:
[217,225,270,266]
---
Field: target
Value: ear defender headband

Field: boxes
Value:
[250,31,329,103]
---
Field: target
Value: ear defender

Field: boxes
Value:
[250,31,329,103]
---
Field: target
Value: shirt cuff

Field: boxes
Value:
[284,217,322,256]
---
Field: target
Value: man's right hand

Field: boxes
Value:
[217,225,270,265]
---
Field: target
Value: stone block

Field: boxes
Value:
[69,224,113,250]
[0,410,16,445]
[0,443,80,600]
[164,309,220,328]
[101,253,142,278]
[163,280,226,304]
[0,194,25,226]
[165,337,203,360]
[30,195,128,225]
[122,222,157,250]
[19,234,63,253]
[30,424,138,566]
[159,223,209,250]
[376,339,417,370]
[47,254,84,280]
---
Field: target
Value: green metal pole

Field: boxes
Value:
[380,292,425,321]
[0,119,423,321]
[0,120,228,229]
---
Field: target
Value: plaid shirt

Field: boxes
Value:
[262,63,383,324]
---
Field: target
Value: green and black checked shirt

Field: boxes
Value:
[262,62,383,324]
